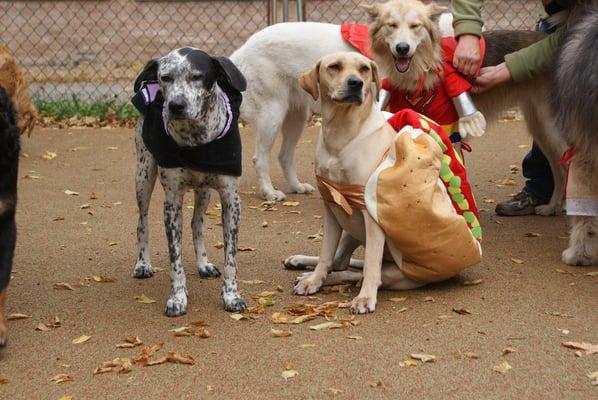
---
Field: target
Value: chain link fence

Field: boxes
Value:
[0,0,545,101]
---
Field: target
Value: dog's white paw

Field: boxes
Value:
[223,295,247,313]
[283,255,311,270]
[350,295,376,314]
[562,246,597,266]
[198,263,221,278]
[535,203,562,216]
[293,274,323,295]
[290,182,315,194]
[164,292,188,317]
[261,189,286,202]
[133,260,154,279]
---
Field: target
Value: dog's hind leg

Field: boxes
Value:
[217,178,246,312]
[562,217,598,266]
[253,103,288,201]
[192,189,221,278]
[283,231,362,271]
[133,125,158,278]
[279,106,314,195]
[162,181,188,317]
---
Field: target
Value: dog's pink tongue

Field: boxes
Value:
[395,58,411,73]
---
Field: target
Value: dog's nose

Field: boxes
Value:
[395,42,410,57]
[347,77,364,89]
[168,101,186,115]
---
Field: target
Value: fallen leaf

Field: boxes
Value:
[170,325,210,338]
[64,190,80,196]
[261,221,268,228]
[239,279,265,285]
[510,258,525,265]
[518,144,530,149]
[7,313,31,320]
[238,246,255,252]
[214,242,224,249]
[410,353,436,363]
[271,312,316,324]
[58,396,73,400]
[562,341,598,356]
[496,178,516,186]
[23,174,41,179]
[116,336,143,348]
[79,203,90,209]
[309,321,345,331]
[524,232,541,237]
[387,297,407,302]
[108,242,118,247]
[93,357,133,374]
[164,351,195,365]
[53,282,75,291]
[369,380,384,388]
[300,343,316,349]
[463,352,479,359]
[49,374,74,384]
[283,201,300,207]
[452,308,472,315]
[588,371,598,386]
[42,151,57,160]
[423,296,434,302]
[71,335,91,344]
[558,328,570,335]
[36,322,52,332]
[397,307,408,313]
[106,146,118,150]
[502,347,517,356]
[492,360,512,374]
[271,328,292,337]
[326,388,344,395]
[555,268,576,275]
[463,279,483,286]
[545,311,573,318]
[281,369,299,380]
[0,377,8,384]
[346,335,363,340]
[92,275,117,283]
[483,198,495,203]
[134,294,156,304]
[584,271,598,277]
[399,359,418,367]
[229,313,254,321]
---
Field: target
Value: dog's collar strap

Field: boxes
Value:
[131,82,243,177]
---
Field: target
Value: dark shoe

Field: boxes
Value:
[495,190,545,216]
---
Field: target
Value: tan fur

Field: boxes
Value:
[294,52,423,314]
[0,44,37,135]
[362,0,445,93]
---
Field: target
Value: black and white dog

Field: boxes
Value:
[0,87,19,345]
[132,48,247,316]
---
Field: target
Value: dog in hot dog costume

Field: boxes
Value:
[341,23,487,150]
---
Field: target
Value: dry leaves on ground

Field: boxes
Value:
[588,371,598,386]
[92,275,117,283]
[271,328,292,337]
[399,359,418,367]
[502,347,517,356]
[463,279,483,286]
[562,341,598,356]
[283,201,300,207]
[524,232,542,237]
[452,308,472,315]
[116,336,143,348]
[6,313,31,321]
[41,151,57,160]
[36,316,61,332]
[492,360,512,374]
[64,190,80,196]
[72,335,91,344]
[423,296,434,302]
[229,313,256,321]
[410,353,436,363]
[94,358,133,375]
[49,374,74,384]
[510,258,525,265]
[134,294,156,304]
[387,297,407,302]
[53,282,75,291]
[239,279,266,285]
[170,321,210,338]
[282,362,299,380]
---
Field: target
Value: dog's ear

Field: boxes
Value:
[370,61,381,102]
[359,3,380,22]
[134,59,158,92]
[427,2,448,21]
[212,56,247,92]
[299,61,321,101]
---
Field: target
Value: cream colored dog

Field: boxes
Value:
[293,52,424,314]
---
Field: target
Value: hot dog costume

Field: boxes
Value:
[341,23,486,146]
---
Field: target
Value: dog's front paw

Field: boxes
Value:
[261,188,286,202]
[283,255,310,270]
[164,293,188,317]
[350,295,376,314]
[293,274,323,295]
[198,263,221,278]
[290,182,315,194]
[223,295,247,313]
[562,246,596,266]
[133,260,154,279]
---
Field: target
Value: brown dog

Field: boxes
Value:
[0,44,36,135]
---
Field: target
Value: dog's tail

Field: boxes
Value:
[553,1,598,167]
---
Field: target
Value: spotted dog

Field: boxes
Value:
[132,48,247,316]
[0,87,19,345]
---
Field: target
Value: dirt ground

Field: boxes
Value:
[0,120,596,399]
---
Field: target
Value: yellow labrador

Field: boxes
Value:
[293,52,424,314]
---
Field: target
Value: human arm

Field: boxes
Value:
[450,0,484,77]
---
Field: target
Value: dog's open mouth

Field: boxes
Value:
[394,57,412,73]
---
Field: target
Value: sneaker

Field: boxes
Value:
[495,190,545,216]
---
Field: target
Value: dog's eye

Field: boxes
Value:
[190,74,203,81]
[359,66,370,74]
[328,63,342,71]
[410,23,422,29]
[387,22,398,28]
[161,75,172,83]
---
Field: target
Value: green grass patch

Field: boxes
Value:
[34,96,139,122]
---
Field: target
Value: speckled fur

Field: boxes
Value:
[133,48,246,316]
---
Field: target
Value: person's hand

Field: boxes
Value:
[471,63,511,93]
[454,34,482,78]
